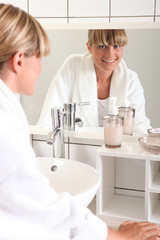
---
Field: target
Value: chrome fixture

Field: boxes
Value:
[47,107,65,158]
[47,102,89,158]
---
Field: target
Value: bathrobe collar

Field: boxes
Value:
[0,79,29,135]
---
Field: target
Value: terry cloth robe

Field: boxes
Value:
[0,79,107,240]
[37,52,151,133]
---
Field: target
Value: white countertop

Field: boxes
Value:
[29,125,104,140]
[29,125,145,141]
[97,143,160,160]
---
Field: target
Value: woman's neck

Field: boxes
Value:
[96,67,112,100]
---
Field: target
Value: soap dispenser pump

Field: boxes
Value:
[118,95,135,135]
[103,97,123,148]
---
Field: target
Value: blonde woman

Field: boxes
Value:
[0,3,159,240]
[38,29,150,133]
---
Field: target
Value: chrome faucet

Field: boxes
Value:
[63,102,86,131]
[46,102,89,158]
[46,107,65,158]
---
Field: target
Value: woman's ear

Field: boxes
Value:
[86,42,91,53]
[11,51,24,73]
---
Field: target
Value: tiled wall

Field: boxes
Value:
[1,0,160,24]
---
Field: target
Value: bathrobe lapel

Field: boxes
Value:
[110,58,129,107]
[0,79,35,182]
[72,53,99,126]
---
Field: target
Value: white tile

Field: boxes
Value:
[155,17,160,22]
[36,18,67,24]
[29,0,67,17]
[110,17,154,23]
[156,0,160,15]
[111,0,154,16]
[1,0,27,11]
[69,0,109,17]
[69,17,109,23]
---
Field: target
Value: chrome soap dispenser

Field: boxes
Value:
[103,97,123,148]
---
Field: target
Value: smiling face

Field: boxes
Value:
[87,30,127,76]
[87,43,124,74]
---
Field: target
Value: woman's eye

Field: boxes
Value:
[98,45,106,49]
[113,45,120,48]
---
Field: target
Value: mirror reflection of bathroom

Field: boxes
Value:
[21,29,160,129]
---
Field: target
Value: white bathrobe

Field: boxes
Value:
[37,52,150,133]
[0,79,107,240]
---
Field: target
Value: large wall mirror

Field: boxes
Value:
[21,28,160,128]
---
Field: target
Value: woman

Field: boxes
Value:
[0,3,159,240]
[37,29,150,133]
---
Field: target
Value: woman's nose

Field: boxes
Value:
[105,46,115,57]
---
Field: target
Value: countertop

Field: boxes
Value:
[29,125,145,141]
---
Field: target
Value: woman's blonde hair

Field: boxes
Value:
[0,3,50,69]
[88,29,128,47]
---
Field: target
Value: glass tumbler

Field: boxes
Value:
[103,115,124,148]
[118,107,135,135]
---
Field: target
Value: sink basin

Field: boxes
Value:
[36,157,100,207]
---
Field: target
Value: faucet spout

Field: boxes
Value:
[46,126,61,145]
[47,107,65,158]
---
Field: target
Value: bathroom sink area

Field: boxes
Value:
[36,157,100,207]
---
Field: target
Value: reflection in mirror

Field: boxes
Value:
[21,29,160,128]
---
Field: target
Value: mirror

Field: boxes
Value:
[21,29,160,128]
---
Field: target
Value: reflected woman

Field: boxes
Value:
[38,29,151,133]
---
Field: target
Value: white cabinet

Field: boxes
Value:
[147,160,160,223]
[31,133,69,158]
[96,140,160,228]
[32,140,53,157]
[68,138,103,168]
[31,132,103,168]
[32,140,69,158]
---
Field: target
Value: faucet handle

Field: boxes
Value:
[75,117,84,128]
[76,102,90,106]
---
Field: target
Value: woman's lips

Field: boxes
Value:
[102,59,115,63]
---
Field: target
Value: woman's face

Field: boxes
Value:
[87,43,124,75]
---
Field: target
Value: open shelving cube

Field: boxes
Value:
[96,139,160,227]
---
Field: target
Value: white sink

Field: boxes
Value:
[36,157,100,207]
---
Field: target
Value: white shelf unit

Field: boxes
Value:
[96,140,160,227]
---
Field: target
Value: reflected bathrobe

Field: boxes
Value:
[37,52,150,133]
[0,79,107,240]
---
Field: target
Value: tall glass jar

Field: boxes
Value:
[118,107,135,135]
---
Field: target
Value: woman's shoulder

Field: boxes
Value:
[63,52,91,66]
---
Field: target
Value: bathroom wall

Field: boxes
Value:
[1,0,160,23]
